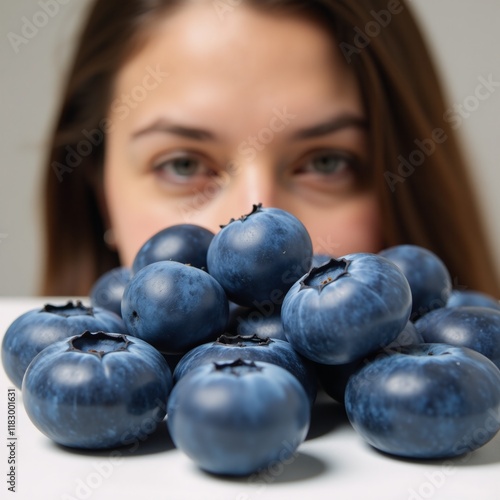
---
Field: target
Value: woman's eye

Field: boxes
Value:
[156,156,201,176]
[292,151,368,193]
[168,157,199,176]
[299,153,352,176]
[152,154,214,182]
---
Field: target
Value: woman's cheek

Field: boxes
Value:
[303,195,383,257]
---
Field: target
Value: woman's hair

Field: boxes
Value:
[41,0,500,298]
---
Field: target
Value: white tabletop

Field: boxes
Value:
[1,298,499,500]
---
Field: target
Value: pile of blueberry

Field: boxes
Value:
[2,204,500,475]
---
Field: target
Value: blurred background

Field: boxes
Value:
[1,0,499,296]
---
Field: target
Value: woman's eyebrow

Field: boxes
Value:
[292,114,367,140]
[131,114,367,142]
[131,120,215,141]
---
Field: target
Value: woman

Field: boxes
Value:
[41,0,500,298]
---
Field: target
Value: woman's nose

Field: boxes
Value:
[205,159,282,229]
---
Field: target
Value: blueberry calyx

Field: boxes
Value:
[69,331,131,358]
[215,333,272,347]
[213,358,263,375]
[42,300,94,317]
[219,203,263,228]
[300,257,351,292]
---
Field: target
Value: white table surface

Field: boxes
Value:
[0,297,499,500]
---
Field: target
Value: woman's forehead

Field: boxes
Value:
[111,1,363,132]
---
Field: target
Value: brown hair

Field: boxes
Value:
[41,0,500,298]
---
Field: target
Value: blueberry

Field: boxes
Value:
[132,224,214,274]
[446,289,500,310]
[318,321,423,404]
[311,253,334,268]
[379,244,452,320]
[414,306,500,369]
[386,320,424,350]
[22,331,172,449]
[345,344,500,459]
[121,261,229,354]
[227,305,287,341]
[282,254,412,365]
[316,358,363,405]
[90,266,132,317]
[1,301,127,389]
[167,359,310,476]
[173,333,317,405]
[207,204,313,307]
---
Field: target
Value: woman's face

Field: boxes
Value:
[104,2,383,266]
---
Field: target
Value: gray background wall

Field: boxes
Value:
[1,0,499,296]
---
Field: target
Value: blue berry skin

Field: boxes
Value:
[318,321,424,404]
[345,344,500,459]
[172,334,317,406]
[207,204,313,308]
[90,266,132,317]
[415,306,500,369]
[379,244,452,321]
[386,320,424,350]
[282,254,412,365]
[227,305,287,341]
[446,290,500,311]
[167,359,310,476]
[311,253,335,268]
[22,331,172,449]
[121,261,229,354]
[1,301,127,389]
[132,224,214,274]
